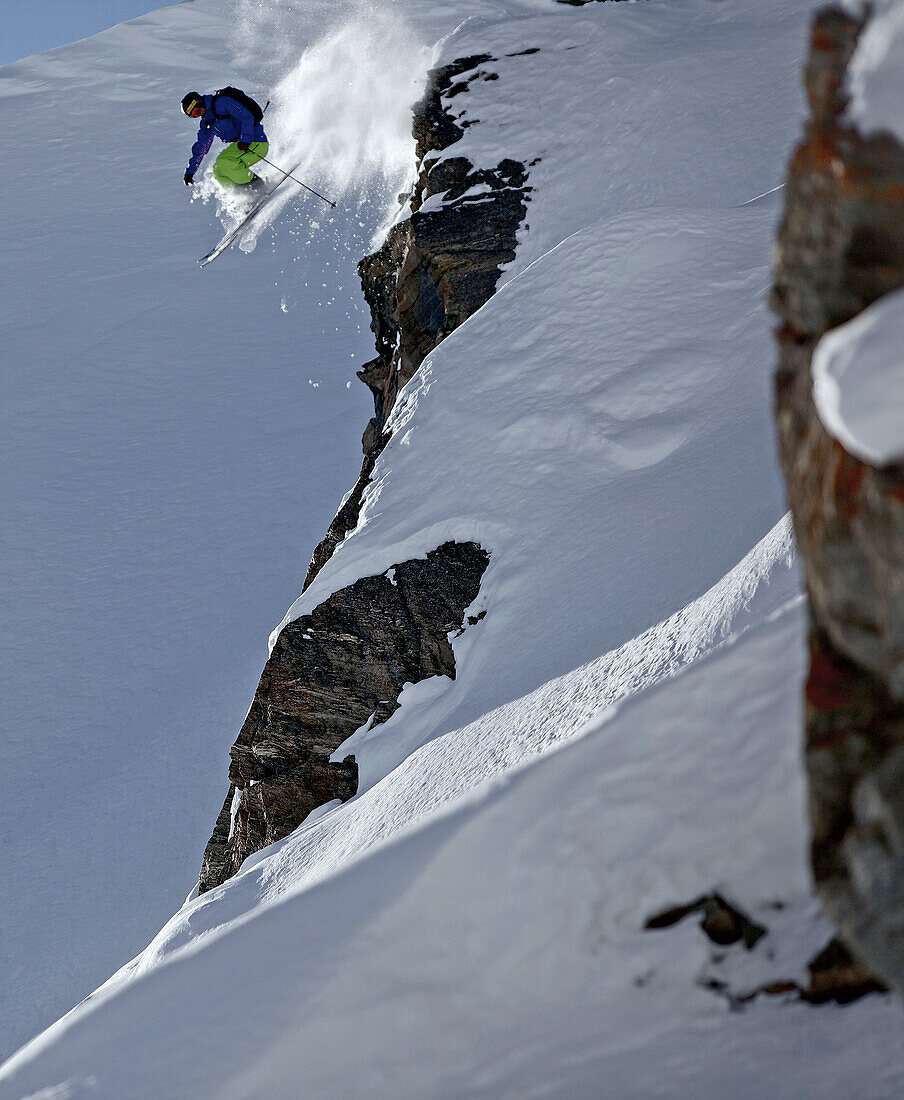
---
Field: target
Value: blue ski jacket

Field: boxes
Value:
[186,94,268,175]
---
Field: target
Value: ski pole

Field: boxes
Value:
[254,153,336,208]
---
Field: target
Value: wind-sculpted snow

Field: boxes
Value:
[200,0,810,902]
[6,582,904,1098]
[102,514,799,972]
[278,206,794,756]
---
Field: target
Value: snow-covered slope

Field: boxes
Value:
[7,578,904,1098]
[0,0,425,1059]
[276,0,820,787]
[4,0,904,1095]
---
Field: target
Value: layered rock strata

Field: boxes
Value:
[773,6,904,989]
[199,55,529,891]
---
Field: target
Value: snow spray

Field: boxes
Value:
[230,0,432,208]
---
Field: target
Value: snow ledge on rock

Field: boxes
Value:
[812,286,904,467]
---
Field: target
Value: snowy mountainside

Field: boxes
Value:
[0,0,426,1060]
[7,569,904,1097]
[3,0,904,1095]
[272,0,825,771]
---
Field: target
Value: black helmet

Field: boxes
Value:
[182,92,203,115]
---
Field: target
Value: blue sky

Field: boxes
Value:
[0,0,170,65]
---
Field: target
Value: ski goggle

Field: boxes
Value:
[182,95,203,116]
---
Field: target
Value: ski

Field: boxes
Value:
[198,161,303,267]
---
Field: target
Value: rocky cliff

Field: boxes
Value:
[773,5,904,990]
[199,53,530,893]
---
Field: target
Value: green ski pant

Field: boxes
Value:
[213,141,268,186]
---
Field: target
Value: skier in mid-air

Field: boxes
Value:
[181,88,268,191]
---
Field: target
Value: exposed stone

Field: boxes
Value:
[645,893,767,949]
[199,541,490,893]
[413,54,493,158]
[772,6,904,990]
[304,54,530,591]
[802,937,890,1004]
[302,452,380,592]
[646,899,887,1008]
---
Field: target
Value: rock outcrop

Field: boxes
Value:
[304,54,530,589]
[199,54,530,892]
[645,894,767,950]
[773,6,904,990]
[199,541,489,893]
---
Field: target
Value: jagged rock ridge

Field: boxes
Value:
[199,54,531,891]
[773,5,904,991]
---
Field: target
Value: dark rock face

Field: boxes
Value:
[645,894,767,950]
[773,6,904,989]
[304,55,530,590]
[200,542,489,893]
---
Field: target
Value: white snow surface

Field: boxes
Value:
[845,0,904,142]
[4,0,904,1095]
[813,286,904,465]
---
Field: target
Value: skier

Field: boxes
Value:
[181,89,268,191]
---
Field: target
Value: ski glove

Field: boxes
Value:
[237,142,250,152]
[184,173,194,186]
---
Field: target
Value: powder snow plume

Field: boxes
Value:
[231,0,431,207]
